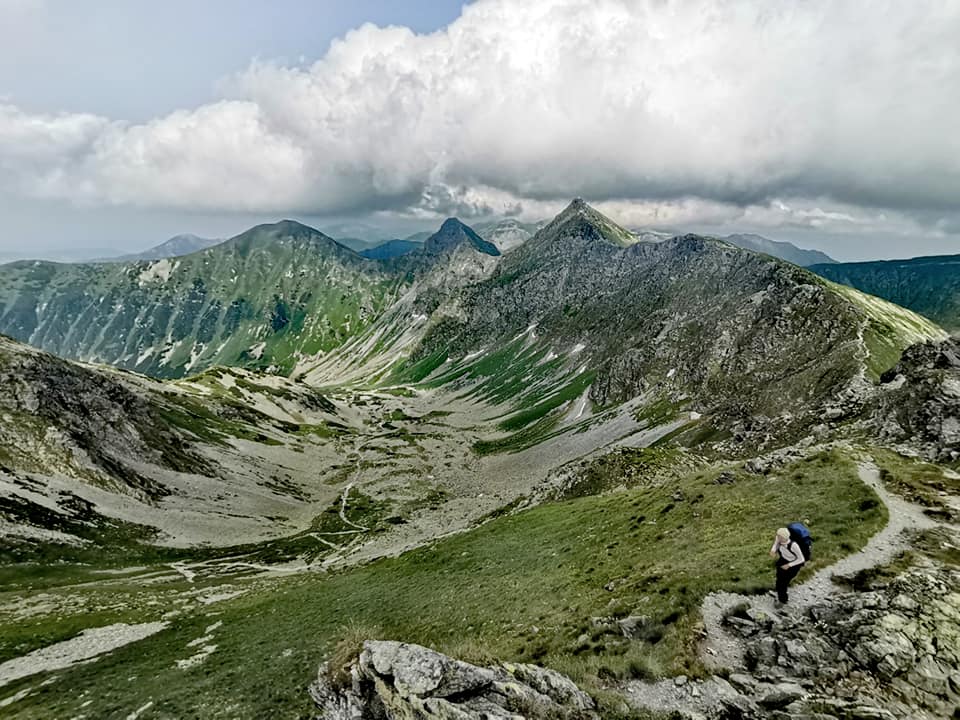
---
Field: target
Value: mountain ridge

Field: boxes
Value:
[724,232,836,266]
[0,201,956,720]
[811,253,960,330]
[101,233,224,262]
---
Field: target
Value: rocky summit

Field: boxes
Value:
[0,201,957,720]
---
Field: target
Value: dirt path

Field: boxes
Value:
[625,460,954,716]
[700,461,940,671]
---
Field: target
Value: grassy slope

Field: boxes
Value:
[1,449,885,719]
[0,227,401,378]
[811,255,960,331]
[822,280,947,380]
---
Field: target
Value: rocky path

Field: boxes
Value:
[625,460,958,718]
[700,462,940,672]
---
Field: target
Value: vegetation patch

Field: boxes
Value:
[870,447,960,521]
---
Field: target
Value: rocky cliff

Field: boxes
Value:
[872,338,960,461]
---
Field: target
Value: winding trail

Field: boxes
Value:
[337,484,369,532]
[625,460,958,716]
[700,462,940,671]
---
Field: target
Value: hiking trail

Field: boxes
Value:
[624,460,957,717]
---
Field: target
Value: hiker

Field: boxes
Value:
[769,527,805,605]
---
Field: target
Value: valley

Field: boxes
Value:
[0,202,958,719]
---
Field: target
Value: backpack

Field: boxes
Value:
[787,522,813,561]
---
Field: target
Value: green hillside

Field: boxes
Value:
[0,221,404,377]
[811,254,960,331]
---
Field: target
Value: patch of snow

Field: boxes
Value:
[185,343,205,371]
[0,686,33,708]
[667,368,676,378]
[91,566,148,575]
[571,343,586,354]
[204,620,223,634]
[249,342,267,360]
[159,340,183,366]
[690,411,702,421]
[462,349,485,362]
[186,634,214,648]
[0,622,168,688]
[198,590,247,605]
[135,347,155,365]
[169,562,196,583]
[573,395,589,420]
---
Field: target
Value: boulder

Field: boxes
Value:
[310,640,598,720]
[758,682,806,709]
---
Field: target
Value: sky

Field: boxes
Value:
[0,0,958,262]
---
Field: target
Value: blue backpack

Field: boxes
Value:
[787,522,813,561]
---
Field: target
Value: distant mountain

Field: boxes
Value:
[473,219,543,253]
[422,218,500,257]
[811,254,960,331]
[335,237,379,253]
[105,234,223,262]
[0,247,122,264]
[724,233,836,266]
[360,239,423,260]
[403,230,434,244]
[0,220,404,377]
[339,231,432,255]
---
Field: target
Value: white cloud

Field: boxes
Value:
[0,0,959,230]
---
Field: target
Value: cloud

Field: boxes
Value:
[1,0,959,231]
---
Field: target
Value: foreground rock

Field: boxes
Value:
[626,553,959,719]
[737,558,960,720]
[310,640,597,719]
[873,337,960,461]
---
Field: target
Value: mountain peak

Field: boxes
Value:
[424,218,500,257]
[556,197,590,220]
[274,219,322,235]
[537,198,635,249]
[439,217,469,233]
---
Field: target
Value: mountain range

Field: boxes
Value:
[722,233,836,266]
[0,199,943,555]
[0,199,956,720]
[9,220,833,270]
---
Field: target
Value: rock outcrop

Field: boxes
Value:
[625,553,959,720]
[723,560,960,719]
[872,338,960,461]
[309,640,597,719]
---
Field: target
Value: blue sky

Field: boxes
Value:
[1,1,958,261]
[1,1,466,121]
